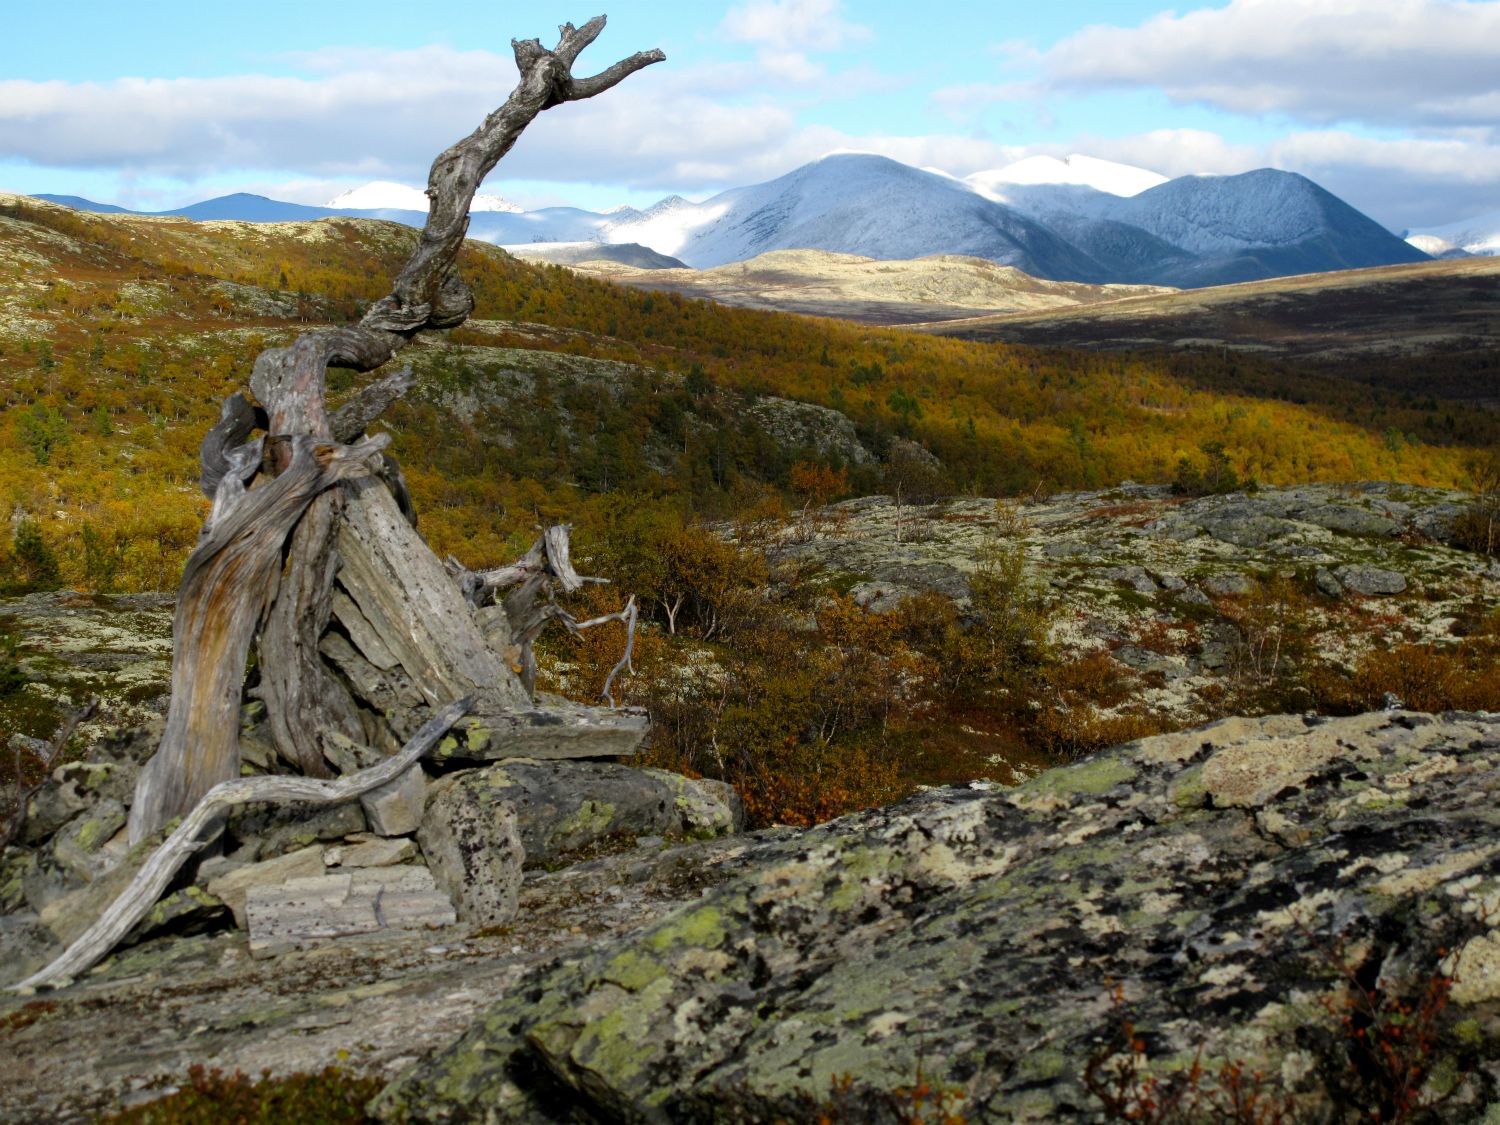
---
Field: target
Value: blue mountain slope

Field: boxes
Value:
[164,194,338,222]
[32,194,132,214]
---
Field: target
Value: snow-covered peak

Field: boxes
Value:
[1405,234,1461,257]
[641,195,692,217]
[1407,210,1500,257]
[968,155,1167,199]
[325,181,521,213]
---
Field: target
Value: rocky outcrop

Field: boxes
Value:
[375,710,1500,1123]
[4,711,1499,1121]
[767,481,1497,728]
[0,831,777,1121]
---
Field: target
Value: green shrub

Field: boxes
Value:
[15,401,70,465]
[1,519,62,594]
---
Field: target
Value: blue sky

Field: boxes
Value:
[4,1,1498,230]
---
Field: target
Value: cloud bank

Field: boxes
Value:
[1,1,1495,231]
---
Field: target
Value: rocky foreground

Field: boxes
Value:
[2,710,1498,1121]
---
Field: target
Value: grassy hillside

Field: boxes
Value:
[0,193,1494,594]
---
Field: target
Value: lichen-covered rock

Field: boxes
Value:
[376,711,1500,1123]
[21,730,153,847]
[0,912,61,988]
[48,799,126,883]
[748,397,874,468]
[443,760,739,870]
[204,845,327,929]
[323,737,427,837]
[639,769,745,837]
[244,867,455,956]
[1201,572,1255,596]
[226,800,367,863]
[417,775,524,927]
[1315,566,1344,597]
[1335,563,1407,595]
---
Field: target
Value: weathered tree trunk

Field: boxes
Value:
[128,434,389,843]
[128,17,664,842]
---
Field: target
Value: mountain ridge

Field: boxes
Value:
[27,153,1428,289]
[23,154,1428,292]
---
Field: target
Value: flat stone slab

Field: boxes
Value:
[245,867,455,956]
[328,837,418,868]
[433,699,649,763]
[205,845,326,929]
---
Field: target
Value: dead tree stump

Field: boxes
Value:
[128,17,664,843]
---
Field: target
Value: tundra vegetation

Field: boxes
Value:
[2,189,1500,825]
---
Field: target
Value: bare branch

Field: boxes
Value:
[554,17,606,67]
[568,50,667,100]
[15,698,472,993]
[330,365,415,443]
[565,594,638,708]
[199,392,267,499]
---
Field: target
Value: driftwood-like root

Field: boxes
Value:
[449,526,637,702]
[16,698,471,993]
[255,491,365,777]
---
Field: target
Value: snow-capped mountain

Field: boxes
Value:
[597,154,1107,279]
[590,156,1422,286]
[30,153,1431,289]
[325,181,521,213]
[1405,211,1500,257]
[1100,169,1428,285]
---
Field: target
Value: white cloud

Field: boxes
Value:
[720,0,871,52]
[0,47,799,193]
[4,25,1495,232]
[1040,0,1500,129]
[928,82,1038,118]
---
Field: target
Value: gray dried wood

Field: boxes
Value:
[133,17,662,837]
[128,434,390,844]
[18,698,470,991]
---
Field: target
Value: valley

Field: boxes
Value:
[537,247,1174,324]
[913,255,1500,404]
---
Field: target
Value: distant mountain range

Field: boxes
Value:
[32,153,1434,288]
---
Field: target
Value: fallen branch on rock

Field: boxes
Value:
[13,697,472,993]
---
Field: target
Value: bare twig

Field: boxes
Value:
[0,696,100,851]
[564,594,639,707]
